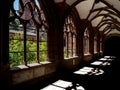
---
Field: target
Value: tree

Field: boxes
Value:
[9,33,47,67]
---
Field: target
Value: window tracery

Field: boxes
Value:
[63,15,77,58]
[9,0,48,67]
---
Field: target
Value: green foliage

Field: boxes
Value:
[9,10,20,30]
[9,33,47,67]
[9,19,20,29]
[26,40,36,64]
[9,34,24,67]
[39,42,47,61]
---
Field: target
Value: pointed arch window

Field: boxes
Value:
[9,0,48,67]
[83,28,90,55]
[100,38,103,53]
[94,35,97,53]
[63,15,77,58]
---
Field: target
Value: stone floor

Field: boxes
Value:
[39,56,120,90]
[9,56,120,90]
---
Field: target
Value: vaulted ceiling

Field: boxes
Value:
[54,0,120,36]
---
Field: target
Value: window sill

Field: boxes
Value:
[100,51,103,53]
[10,61,52,71]
[94,52,98,54]
[84,53,91,56]
[64,56,78,60]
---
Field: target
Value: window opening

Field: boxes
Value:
[83,28,90,55]
[9,0,48,67]
[63,15,77,58]
[94,35,97,53]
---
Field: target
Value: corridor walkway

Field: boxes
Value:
[11,56,119,90]
[40,56,119,90]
